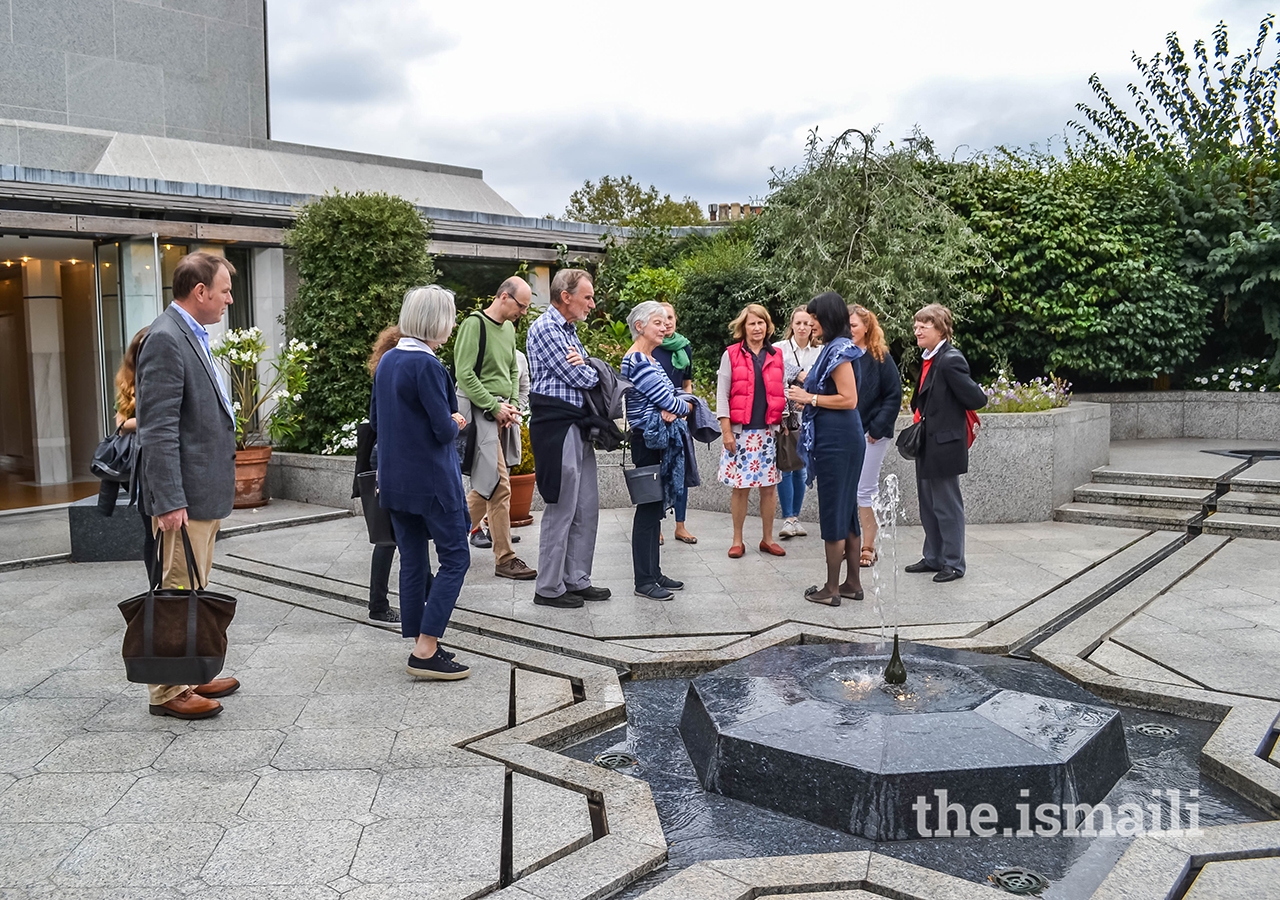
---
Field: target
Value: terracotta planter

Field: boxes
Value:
[509,472,535,526]
[234,445,273,509]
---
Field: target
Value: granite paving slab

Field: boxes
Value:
[1104,439,1276,481]
[217,511,1141,644]
[1185,857,1280,898]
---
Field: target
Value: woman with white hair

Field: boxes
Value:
[621,300,691,601]
[371,285,472,679]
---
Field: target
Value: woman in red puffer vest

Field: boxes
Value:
[715,303,788,559]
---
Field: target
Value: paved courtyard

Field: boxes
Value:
[1,501,1279,899]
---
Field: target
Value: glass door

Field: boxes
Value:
[95,234,160,431]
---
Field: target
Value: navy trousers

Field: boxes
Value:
[390,503,470,639]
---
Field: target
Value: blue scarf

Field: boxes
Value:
[800,337,863,484]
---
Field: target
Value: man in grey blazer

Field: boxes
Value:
[135,252,240,719]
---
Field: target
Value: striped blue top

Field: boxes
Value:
[622,352,690,430]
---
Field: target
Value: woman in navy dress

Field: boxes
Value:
[371,285,471,680]
[786,292,864,606]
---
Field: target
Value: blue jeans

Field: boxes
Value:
[390,503,470,639]
[673,483,688,522]
[776,467,807,519]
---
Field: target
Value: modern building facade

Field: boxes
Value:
[0,1,609,507]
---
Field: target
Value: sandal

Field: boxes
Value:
[659,533,664,545]
[728,544,745,559]
[860,547,877,568]
[804,585,841,607]
[675,532,698,544]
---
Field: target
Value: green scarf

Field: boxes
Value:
[661,333,691,371]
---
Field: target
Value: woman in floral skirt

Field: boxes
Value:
[715,304,788,558]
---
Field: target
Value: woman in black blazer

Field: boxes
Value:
[849,305,902,566]
[905,304,987,583]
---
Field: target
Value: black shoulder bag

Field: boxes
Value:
[455,312,488,475]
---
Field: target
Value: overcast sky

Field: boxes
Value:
[265,0,1275,218]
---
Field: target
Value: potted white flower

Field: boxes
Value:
[211,327,314,507]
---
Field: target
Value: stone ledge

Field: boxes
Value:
[1075,391,1280,441]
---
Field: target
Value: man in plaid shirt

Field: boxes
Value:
[525,269,612,608]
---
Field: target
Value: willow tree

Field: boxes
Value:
[755,128,984,359]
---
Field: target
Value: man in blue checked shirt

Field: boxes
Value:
[524,269,613,609]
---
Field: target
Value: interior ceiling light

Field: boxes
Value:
[20,256,30,262]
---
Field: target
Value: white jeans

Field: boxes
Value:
[858,434,892,506]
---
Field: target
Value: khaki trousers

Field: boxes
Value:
[468,441,515,565]
[146,518,221,706]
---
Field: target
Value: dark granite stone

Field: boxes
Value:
[678,641,1131,841]
[69,491,146,562]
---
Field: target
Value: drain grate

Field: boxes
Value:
[593,751,640,770]
[1135,722,1178,737]
[990,867,1050,895]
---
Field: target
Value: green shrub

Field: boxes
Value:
[675,235,774,373]
[950,151,1210,384]
[284,191,436,452]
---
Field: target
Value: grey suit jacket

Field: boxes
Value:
[136,304,237,520]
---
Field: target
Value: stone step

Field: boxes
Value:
[1201,511,1280,540]
[1072,483,1213,510]
[1215,491,1280,517]
[1090,468,1219,491]
[1052,502,1197,532]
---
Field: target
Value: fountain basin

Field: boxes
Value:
[678,641,1130,841]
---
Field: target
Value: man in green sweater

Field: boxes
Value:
[455,276,537,580]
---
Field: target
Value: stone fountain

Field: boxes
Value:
[678,474,1130,841]
[677,641,1131,841]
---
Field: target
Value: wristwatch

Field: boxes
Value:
[810,394,818,407]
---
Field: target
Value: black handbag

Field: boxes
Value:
[896,420,925,460]
[91,427,136,482]
[356,470,396,546]
[623,440,664,505]
[454,312,488,475]
[118,526,236,685]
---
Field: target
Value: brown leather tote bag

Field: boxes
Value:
[118,526,236,685]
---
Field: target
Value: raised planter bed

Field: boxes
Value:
[272,402,1110,528]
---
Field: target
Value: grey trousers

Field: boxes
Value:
[917,471,966,573]
[535,426,599,597]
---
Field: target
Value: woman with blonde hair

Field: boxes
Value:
[111,328,155,564]
[716,303,787,558]
[351,325,404,624]
[848,305,902,565]
[774,305,820,538]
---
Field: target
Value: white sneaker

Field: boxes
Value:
[792,519,807,537]
[779,518,798,539]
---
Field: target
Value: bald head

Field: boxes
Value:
[489,275,533,324]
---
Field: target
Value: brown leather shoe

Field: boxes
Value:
[193,677,240,698]
[495,557,537,580]
[150,689,222,719]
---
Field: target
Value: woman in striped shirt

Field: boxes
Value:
[622,301,691,601]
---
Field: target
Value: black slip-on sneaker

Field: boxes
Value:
[407,649,470,680]
[368,608,400,624]
[635,583,674,600]
[574,586,612,602]
[657,576,684,591]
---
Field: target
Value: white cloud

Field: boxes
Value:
[265,0,1276,217]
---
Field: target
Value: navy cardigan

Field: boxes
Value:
[855,351,903,440]
[370,346,466,516]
